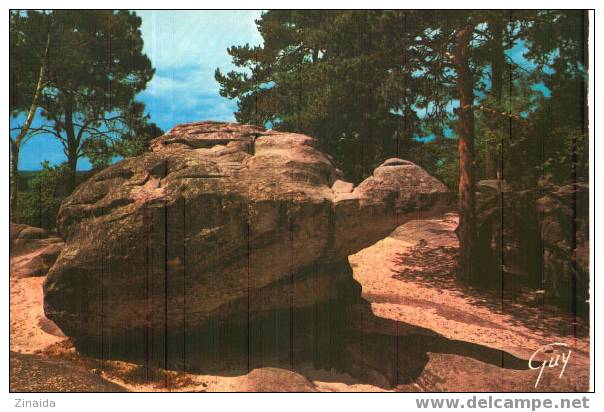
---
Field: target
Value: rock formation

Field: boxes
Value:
[43,121,449,370]
[10,223,64,278]
[475,180,589,315]
[537,183,589,311]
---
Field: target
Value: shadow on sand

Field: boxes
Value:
[73,297,529,389]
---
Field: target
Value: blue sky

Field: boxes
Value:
[135,10,263,129]
[14,11,547,170]
[16,10,263,170]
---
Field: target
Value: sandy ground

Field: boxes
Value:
[350,214,590,361]
[349,213,590,392]
[9,276,65,354]
[10,213,590,392]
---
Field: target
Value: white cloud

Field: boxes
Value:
[18,11,264,169]
[136,10,263,71]
[134,10,264,130]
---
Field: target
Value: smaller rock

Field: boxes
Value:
[476,179,510,195]
[332,179,354,194]
[10,351,127,392]
[10,223,30,241]
[381,158,416,167]
[241,368,317,392]
[10,223,64,278]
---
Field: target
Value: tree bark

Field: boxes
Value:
[66,143,78,191]
[64,98,79,192]
[490,20,505,105]
[10,31,50,222]
[484,18,506,179]
[454,25,478,282]
[10,140,21,223]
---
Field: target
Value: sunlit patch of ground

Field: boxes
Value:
[350,213,589,391]
[10,212,590,391]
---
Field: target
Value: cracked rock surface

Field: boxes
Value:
[43,121,449,368]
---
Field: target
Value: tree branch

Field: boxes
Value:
[12,29,51,147]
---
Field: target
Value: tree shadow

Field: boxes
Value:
[73,298,529,390]
[391,240,589,340]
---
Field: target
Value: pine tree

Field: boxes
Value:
[35,10,155,191]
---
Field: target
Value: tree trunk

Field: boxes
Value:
[64,99,78,192]
[490,20,505,105]
[454,25,478,282]
[9,31,51,222]
[484,19,506,180]
[66,142,78,192]
[10,140,20,223]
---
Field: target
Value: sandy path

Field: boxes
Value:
[10,275,368,392]
[10,276,66,354]
[350,213,590,391]
[350,214,589,358]
[10,213,590,391]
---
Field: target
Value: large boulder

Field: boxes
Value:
[43,121,449,368]
[475,180,589,315]
[537,183,589,311]
[10,223,64,278]
[475,183,542,286]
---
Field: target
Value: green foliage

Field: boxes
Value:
[408,137,460,191]
[9,10,49,116]
[216,10,588,190]
[18,162,90,230]
[10,10,162,225]
[472,10,589,188]
[11,10,158,188]
[216,11,422,182]
[81,102,164,171]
